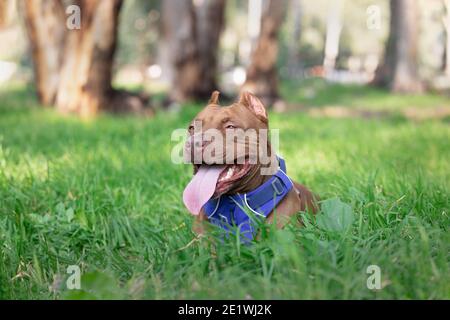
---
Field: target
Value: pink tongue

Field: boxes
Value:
[183,165,226,215]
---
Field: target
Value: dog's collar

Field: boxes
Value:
[203,156,293,242]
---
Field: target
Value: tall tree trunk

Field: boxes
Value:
[242,0,287,107]
[443,0,450,77]
[22,0,66,105]
[373,0,423,93]
[23,0,149,116]
[194,0,226,98]
[55,0,121,116]
[0,0,14,29]
[161,0,201,103]
[287,0,302,75]
[161,0,225,103]
[323,0,342,73]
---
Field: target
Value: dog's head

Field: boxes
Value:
[183,91,277,215]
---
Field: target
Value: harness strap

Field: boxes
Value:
[246,176,285,211]
[243,156,291,214]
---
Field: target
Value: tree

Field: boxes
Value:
[241,0,287,108]
[0,0,14,29]
[23,0,149,116]
[323,0,343,73]
[287,0,302,75]
[22,0,65,105]
[194,0,226,99]
[373,0,423,93]
[443,0,450,77]
[161,0,226,103]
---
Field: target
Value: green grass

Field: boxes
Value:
[0,82,448,299]
[282,78,450,111]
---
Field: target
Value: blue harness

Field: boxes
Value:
[203,157,293,242]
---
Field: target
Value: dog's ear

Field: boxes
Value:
[238,91,267,122]
[208,90,220,105]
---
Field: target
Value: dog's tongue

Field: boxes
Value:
[183,165,226,215]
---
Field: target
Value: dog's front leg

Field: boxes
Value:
[192,210,208,235]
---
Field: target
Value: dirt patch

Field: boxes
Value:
[401,106,450,121]
[307,106,391,119]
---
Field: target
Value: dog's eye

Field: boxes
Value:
[188,125,194,133]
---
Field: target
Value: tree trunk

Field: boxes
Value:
[161,0,225,103]
[323,0,342,73]
[443,0,450,77]
[194,0,226,99]
[22,0,66,105]
[242,0,287,107]
[373,0,423,93]
[23,0,149,116]
[287,0,302,75]
[0,0,14,29]
[56,0,149,116]
[161,0,201,103]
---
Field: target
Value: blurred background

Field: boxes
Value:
[0,0,449,116]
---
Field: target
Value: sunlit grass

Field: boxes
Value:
[0,83,448,299]
[282,78,450,111]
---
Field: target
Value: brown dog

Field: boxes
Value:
[183,91,317,236]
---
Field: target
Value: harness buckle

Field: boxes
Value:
[271,178,284,196]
